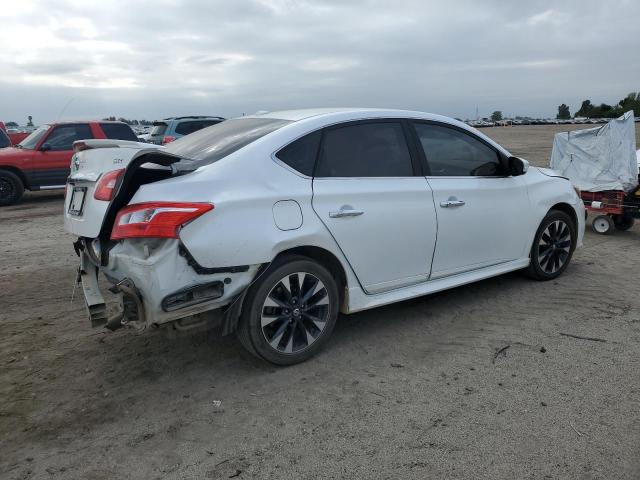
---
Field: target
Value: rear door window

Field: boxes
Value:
[45,124,94,151]
[315,122,413,177]
[100,123,137,141]
[175,121,201,135]
[175,120,223,136]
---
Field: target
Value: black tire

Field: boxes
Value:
[613,215,634,231]
[526,210,577,281]
[237,255,340,365]
[0,170,24,206]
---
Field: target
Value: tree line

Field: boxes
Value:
[557,92,640,119]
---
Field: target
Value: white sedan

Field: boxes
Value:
[64,108,585,365]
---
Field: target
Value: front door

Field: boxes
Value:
[412,121,531,279]
[32,124,94,187]
[312,120,437,294]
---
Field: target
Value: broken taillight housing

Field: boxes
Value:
[94,169,125,201]
[111,202,213,240]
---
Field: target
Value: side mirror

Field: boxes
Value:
[40,143,52,152]
[508,156,529,176]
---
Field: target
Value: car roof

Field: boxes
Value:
[49,120,129,126]
[244,108,512,157]
[162,116,225,121]
[247,108,457,123]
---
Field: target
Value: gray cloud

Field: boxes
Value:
[0,0,639,124]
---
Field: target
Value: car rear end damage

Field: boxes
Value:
[65,138,265,333]
[76,237,260,332]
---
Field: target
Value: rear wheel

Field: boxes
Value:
[0,170,24,206]
[592,215,614,234]
[613,215,634,231]
[526,210,576,281]
[237,255,339,365]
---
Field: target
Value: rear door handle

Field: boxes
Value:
[329,206,365,218]
[440,199,465,208]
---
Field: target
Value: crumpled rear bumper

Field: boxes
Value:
[77,238,259,330]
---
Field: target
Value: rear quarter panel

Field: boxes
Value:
[130,142,359,285]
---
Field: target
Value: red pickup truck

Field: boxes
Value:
[0,121,137,205]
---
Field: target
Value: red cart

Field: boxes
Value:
[581,189,640,234]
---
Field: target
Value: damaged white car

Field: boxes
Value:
[64,108,585,365]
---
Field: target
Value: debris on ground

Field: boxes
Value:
[559,333,607,343]
[492,345,510,363]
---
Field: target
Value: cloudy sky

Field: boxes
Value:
[1,0,638,124]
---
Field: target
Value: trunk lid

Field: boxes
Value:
[63,140,166,238]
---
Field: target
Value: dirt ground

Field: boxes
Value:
[1,125,639,479]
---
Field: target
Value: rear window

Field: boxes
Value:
[151,122,168,136]
[165,117,291,168]
[0,129,9,148]
[100,123,137,141]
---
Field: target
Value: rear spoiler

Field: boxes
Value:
[72,139,164,153]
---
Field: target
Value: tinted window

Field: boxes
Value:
[275,130,321,176]
[165,117,291,167]
[175,120,223,135]
[0,129,9,148]
[315,122,413,177]
[100,123,137,141]
[45,124,93,151]
[414,123,502,176]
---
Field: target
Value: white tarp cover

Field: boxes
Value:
[549,111,638,192]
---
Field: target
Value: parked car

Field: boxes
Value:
[64,108,585,365]
[0,121,138,205]
[6,129,30,145]
[146,116,225,145]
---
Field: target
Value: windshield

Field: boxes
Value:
[165,117,291,168]
[18,125,50,149]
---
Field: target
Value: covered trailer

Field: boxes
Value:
[550,112,639,234]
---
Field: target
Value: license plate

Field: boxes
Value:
[68,186,87,216]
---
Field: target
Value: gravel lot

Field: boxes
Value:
[1,125,639,479]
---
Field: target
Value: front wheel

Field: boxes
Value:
[526,210,576,281]
[237,255,340,365]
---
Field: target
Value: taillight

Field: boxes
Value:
[94,169,125,201]
[162,135,176,145]
[73,141,90,153]
[111,202,213,240]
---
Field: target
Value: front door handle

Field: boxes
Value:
[440,199,465,208]
[329,206,365,218]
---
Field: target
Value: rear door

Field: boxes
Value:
[412,121,531,279]
[311,120,437,294]
[32,123,94,187]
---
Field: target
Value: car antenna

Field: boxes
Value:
[55,97,75,122]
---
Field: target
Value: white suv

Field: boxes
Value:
[64,108,585,365]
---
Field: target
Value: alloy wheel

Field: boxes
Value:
[260,272,330,354]
[537,220,572,274]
